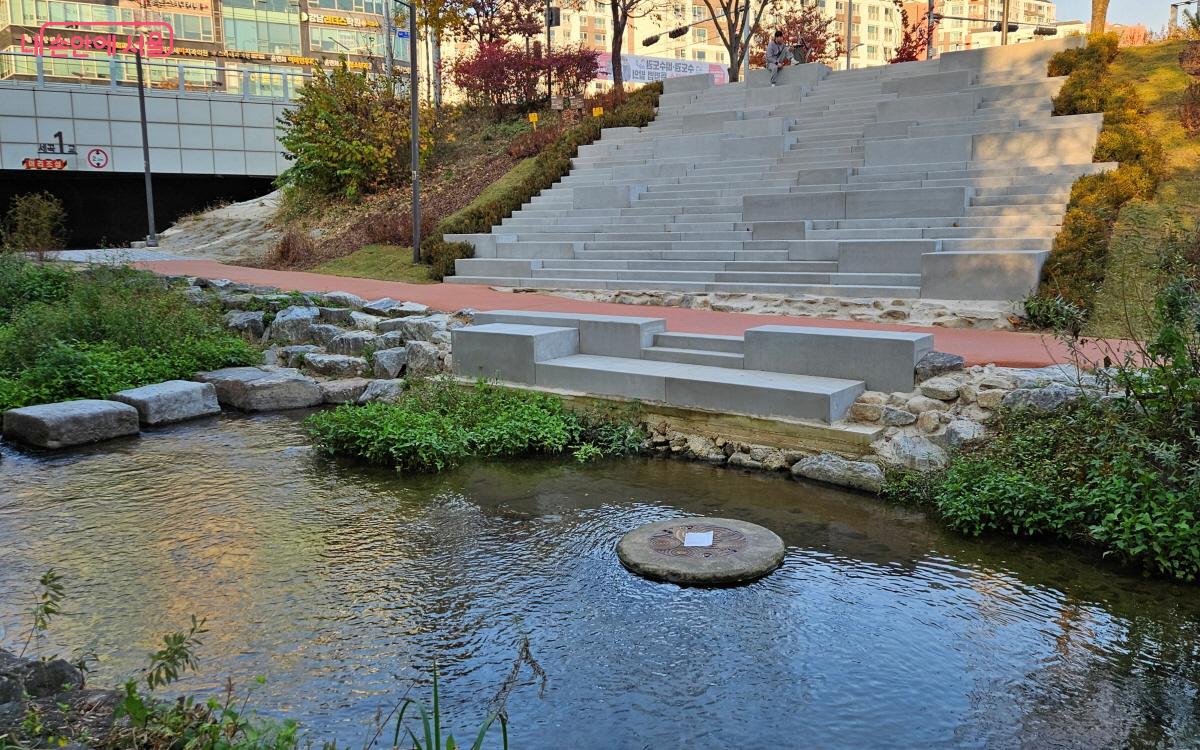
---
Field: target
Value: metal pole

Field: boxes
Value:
[926,0,934,59]
[545,0,552,97]
[135,49,157,247]
[1000,0,1010,45]
[741,0,751,82]
[845,0,852,69]
[408,2,421,264]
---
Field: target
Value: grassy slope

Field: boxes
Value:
[311,157,540,283]
[1089,41,1200,338]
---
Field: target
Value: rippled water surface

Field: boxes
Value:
[3,413,1200,748]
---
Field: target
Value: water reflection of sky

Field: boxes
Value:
[2,413,1199,748]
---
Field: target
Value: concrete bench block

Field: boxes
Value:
[744,326,934,393]
[653,133,725,159]
[839,240,938,273]
[472,310,667,358]
[194,367,323,412]
[3,399,139,449]
[720,135,788,160]
[535,355,668,401]
[938,35,1082,75]
[572,184,646,210]
[454,258,538,277]
[745,84,807,107]
[452,323,579,384]
[863,121,916,139]
[663,72,715,94]
[864,134,973,166]
[877,93,977,124]
[751,221,809,240]
[111,380,220,426]
[881,69,973,97]
[794,167,849,185]
[664,371,863,423]
[746,63,830,88]
[972,125,1100,165]
[442,233,514,259]
[681,110,742,133]
[845,186,969,219]
[723,117,787,137]
[744,192,846,221]
[613,162,689,181]
[920,250,1049,301]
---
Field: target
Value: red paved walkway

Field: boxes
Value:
[139,259,1124,368]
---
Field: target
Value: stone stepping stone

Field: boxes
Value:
[111,380,220,426]
[617,517,785,585]
[2,399,139,449]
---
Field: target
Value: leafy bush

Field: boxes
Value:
[277,63,433,200]
[0,259,256,411]
[307,377,645,473]
[451,43,600,119]
[886,268,1200,582]
[420,83,662,275]
[426,241,474,281]
[2,192,67,257]
[1036,34,1166,314]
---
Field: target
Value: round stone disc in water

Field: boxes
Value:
[617,517,785,585]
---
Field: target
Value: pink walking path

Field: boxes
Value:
[138,259,1128,368]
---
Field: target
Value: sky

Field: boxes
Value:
[1053,0,1173,33]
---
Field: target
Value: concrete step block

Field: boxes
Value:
[743,325,933,392]
[921,250,1049,301]
[642,346,745,368]
[653,332,745,353]
[452,323,580,384]
[473,310,666,358]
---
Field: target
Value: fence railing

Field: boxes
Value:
[0,50,313,101]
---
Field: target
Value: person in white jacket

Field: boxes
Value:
[765,30,793,86]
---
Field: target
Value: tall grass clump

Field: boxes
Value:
[307,378,645,473]
[0,257,256,410]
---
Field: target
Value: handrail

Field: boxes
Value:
[0,49,313,101]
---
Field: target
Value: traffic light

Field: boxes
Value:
[642,34,660,45]
[667,25,688,38]
[992,21,1018,32]
[1033,25,1057,35]
[546,6,561,27]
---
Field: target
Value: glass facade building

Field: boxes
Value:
[0,0,408,94]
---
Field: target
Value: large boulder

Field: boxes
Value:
[3,400,139,449]
[320,378,371,404]
[280,344,323,368]
[328,330,378,356]
[918,377,960,402]
[22,659,85,698]
[349,312,385,330]
[265,306,320,343]
[195,367,323,412]
[378,314,449,341]
[373,347,408,378]
[302,354,368,379]
[358,379,406,404]
[1001,385,1085,412]
[308,323,347,348]
[930,418,986,450]
[915,351,965,382]
[320,291,366,309]
[111,380,221,426]
[363,298,429,318]
[223,310,265,339]
[791,453,884,494]
[877,435,948,470]
[405,341,442,376]
[318,307,354,326]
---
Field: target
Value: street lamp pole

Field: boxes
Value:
[134,47,157,247]
[845,0,853,70]
[398,0,420,262]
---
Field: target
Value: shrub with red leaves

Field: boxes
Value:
[451,43,599,118]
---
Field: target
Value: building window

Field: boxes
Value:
[676,49,685,58]
[867,24,877,38]
[594,32,604,41]
[695,49,705,59]
[692,5,703,19]
[308,26,380,55]
[693,27,705,40]
[866,44,876,55]
[716,51,724,62]
[867,6,878,18]
[224,17,301,54]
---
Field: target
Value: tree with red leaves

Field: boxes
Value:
[608,0,669,92]
[455,0,545,43]
[749,0,842,67]
[888,0,935,63]
[451,42,598,116]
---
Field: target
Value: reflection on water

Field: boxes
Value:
[2,413,1200,748]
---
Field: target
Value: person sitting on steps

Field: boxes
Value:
[766,30,793,87]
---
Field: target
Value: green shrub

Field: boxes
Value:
[426,241,474,281]
[1036,34,1166,314]
[2,192,67,256]
[888,270,1200,582]
[307,377,645,473]
[0,258,256,410]
[420,84,663,276]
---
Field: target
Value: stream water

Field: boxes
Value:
[2,413,1199,748]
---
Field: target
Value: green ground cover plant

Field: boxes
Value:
[887,252,1200,582]
[420,84,663,280]
[1033,33,1167,321]
[0,257,256,411]
[307,378,646,473]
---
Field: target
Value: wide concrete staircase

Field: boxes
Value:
[452,310,933,423]
[447,37,1110,302]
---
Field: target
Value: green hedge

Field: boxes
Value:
[420,83,664,280]
[1035,34,1167,317]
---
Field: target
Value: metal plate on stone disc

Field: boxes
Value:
[617,517,786,586]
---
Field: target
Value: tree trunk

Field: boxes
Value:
[611,8,625,92]
[1090,0,1110,33]
[432,32,443,110]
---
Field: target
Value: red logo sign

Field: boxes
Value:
[22,21,175,59]
[23,158,68,170]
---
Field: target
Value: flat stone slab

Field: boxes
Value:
[111,380,220,426]
[194,367,323,412]
[3,399,139,449]
[617,517,785,585]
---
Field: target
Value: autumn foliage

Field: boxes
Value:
[749,1,842,67]
[450,43,599,117]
